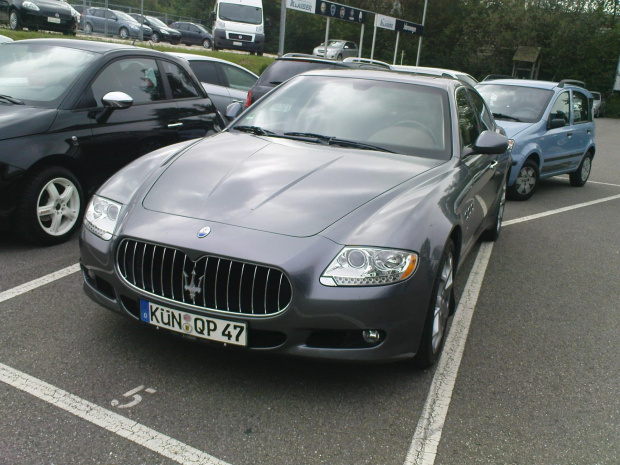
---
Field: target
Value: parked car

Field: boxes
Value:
[128,13,181,44]
[1,0,79,35]
[80,69,509,367]
[476,78,596,200]
[80,7,152,40]
[168,52,258,115]
[312,40,358,60]
[245,53,387,106]
[168,21,213,48]
[591,91,605,117]
[0,39,224,245]
[392,65,478,87]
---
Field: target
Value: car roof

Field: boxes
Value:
[8,38,140,53]
[166,52,259,77]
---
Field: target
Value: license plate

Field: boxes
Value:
[233,41,242,46]
[140,300,247,346]
[47,17,61,23]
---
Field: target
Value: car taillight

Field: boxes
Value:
[245,89,252,108]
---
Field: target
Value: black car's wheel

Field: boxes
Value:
[83,22,93,34]
[257,51,263,56]
[202,38,212,48]
[16,167,84,245]
[119,27,130,40]
[481,177,507,242]
[413,240,456,369]
[151,32,160,43]
[9,10,22,30]
[507,158,538,201]
[569,152,593,187]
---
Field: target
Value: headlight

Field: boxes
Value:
[507,139,515,153]
[83,195,122,241]
[23,1,40,11]
[256,25,263,33]
[320,247,418,286]
[215,20,225,29]
[130,24,139,30]
[161,29,169,34]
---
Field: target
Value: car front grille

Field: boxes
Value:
[117,239,292,316]
[228,33,253,41]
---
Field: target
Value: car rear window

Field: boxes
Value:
[256,60,338,87]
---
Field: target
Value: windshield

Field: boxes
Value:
[476,84,553,123]
[147,16,168,28]
[233,75,451,160]
[218,3,262,25]
[327,41,344,47]
[0,43,97,107]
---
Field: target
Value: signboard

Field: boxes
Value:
[315,1,366,23]
[396,19,423,36]
[287,0,316,14]
[375,14,396,30]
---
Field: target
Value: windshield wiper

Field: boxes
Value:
[492,112,522,122]
[283,132,395,153]
[233,125,276,136]
[0,94,24,105]
[283,132,331,143]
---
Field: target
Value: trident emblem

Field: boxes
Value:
[183,264,204,304]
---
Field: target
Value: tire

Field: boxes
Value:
[336,53,343,61]
[119,27,130,40]
[84,22,93,34]
[507,158,538,201]
[202,38,212,49]
[15,166,84,246]
[151,32,160,43]
[481,177,507,242]
[9,10,22,31]
[412,240,456,369]
[569,152,593,187]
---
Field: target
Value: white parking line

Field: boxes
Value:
[0,263,80,303]
[0,362,230,465]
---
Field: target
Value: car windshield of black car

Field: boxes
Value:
[234,75,452,160]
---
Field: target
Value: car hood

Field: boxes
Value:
[142,132,440,237]
[495,120,533,139]
[34,0,72,11]
[0,105,56,141]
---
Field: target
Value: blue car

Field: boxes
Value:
[476,79,595,200]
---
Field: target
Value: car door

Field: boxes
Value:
[343,42,358,59]
[188,24,202,45]
[91,9,106,33]
[538,90,574,175]
[568,89,594,169]
[176,22,190,43]
[187,59,231,113]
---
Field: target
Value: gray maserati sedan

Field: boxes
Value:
[80,69,509,367]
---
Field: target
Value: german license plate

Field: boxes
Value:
[47,17,61,23]
[140,300,247,346]
[233,41,242,46]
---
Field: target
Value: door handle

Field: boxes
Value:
[167,122,183,128]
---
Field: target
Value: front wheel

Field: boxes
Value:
[507,159,539,201]
[83,22,93,34]
[151,32,160,43]
[569,153,593,187]
[336,53,343,61]
[9,10,22,30]
[16,167,84,245]
[119,27,130,40]
[481,177,507,242]
[202,38,212,49]
[413,240,456,369]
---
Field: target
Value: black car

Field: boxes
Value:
[0,0,79,34]
[0,39,224,245]
[128,13,182,44]
[245,54,387,106]
[168,21,213,48]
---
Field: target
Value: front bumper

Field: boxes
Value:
[213,29,264,53]
[18,9,77,32]
[80,210,436,363]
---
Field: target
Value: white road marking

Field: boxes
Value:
[405,242,494,465]
[589,180,620,187]
[0,263,80,303]
[0,363,230,465]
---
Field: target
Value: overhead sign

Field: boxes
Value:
[287,0,316,14]
[396,19,423,36]
[316,1,366,23]
[375,14,396,30]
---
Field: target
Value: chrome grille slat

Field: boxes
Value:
[117,239,292,316]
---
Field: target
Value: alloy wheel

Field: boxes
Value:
[432,251,453,353]
[36,177,81,237]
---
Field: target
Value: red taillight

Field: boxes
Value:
[244,89,252,108]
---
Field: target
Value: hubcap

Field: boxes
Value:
[432,251,453,353]
[515,166,536,195]
[10,12,17,29]
[36,178,80,237]
[581,157,591,181]
[121,29,128,39]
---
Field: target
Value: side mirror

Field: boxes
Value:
[96,91,133,123]
[265,18,271,28]
[549,118,565,129]
[226,101,243,120]
[210,11,216,22]
[466,130,508,156]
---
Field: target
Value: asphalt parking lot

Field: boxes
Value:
[1,119,618,465]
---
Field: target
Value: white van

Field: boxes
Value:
[211,0,265,55]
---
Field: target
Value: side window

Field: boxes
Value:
[467,89,493,131]
[162,61,201,99]
[572,91,589,124]
[456,88,481,149]
[189,61,221,86]
[220,64,257,91]
[178,23,189,31]
[105,10,115,20]
[549,91,570,125]
[190,25,200,33]
[78,58,165,108]
[94,10,104,18]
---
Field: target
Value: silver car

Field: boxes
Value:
[312,40,358,60]
[591,91,605,117]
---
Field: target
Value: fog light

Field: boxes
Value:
[362,330,381,343]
